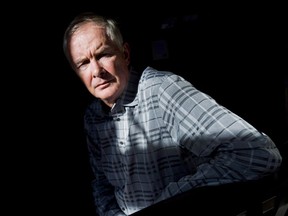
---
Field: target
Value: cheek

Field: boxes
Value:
[78,73,92,87]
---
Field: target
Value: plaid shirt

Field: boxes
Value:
[84,66,282,216]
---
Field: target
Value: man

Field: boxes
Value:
[63,12,282,216]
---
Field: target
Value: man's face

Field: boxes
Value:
[69,22,130,107]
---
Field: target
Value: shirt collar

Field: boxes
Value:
[110,68,140,114]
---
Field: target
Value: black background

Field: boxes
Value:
[7,2,287,215]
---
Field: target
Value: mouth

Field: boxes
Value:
[96,82,110,89]
[95,79,115,89]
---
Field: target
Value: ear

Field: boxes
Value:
[123,42,130,65]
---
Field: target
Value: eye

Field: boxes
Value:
[77,59,90,70]
[96,53,111,61]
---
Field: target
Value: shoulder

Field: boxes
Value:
[141,66,175,80]
[140,66,185,88]
[140,67,195,92]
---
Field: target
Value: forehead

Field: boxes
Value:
[68,22,116,63]
[69,22,109,53]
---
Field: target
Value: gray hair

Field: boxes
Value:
[63,12,124,67]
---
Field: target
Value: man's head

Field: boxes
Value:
[63,12,130,107]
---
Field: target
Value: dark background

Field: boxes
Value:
[8,2,287,215]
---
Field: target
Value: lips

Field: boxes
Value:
[96,81,110,89]
[95,78,115,89]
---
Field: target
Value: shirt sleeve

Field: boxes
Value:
[156,74,282,202]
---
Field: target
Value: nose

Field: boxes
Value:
[91,60,105,78]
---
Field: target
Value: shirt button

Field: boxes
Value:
[120,141,124,145]
[121,207,125,211]
[116,118,120,121]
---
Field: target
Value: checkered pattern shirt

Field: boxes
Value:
[84,66,282,216]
